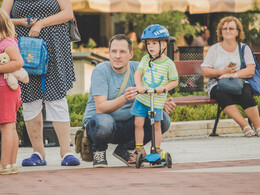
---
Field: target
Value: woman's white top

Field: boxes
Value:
[201,42,255,95]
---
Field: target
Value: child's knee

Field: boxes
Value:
[135,117,145,128]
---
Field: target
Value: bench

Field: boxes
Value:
[172,60,221,136]
[172,56,260,136]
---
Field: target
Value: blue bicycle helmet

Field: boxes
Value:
[141,24,170,41]
[141,24,170,66]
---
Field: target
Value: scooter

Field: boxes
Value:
[136,89,172,168]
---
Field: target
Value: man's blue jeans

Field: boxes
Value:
[83,112,171,151]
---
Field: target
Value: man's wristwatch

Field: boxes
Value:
[233,73,238,78]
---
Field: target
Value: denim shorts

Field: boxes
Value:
[131,100,163,121]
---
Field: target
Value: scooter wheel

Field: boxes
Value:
[136,153,143,168]
[165,152,172,168]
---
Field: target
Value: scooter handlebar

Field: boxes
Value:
[144,89,167,94]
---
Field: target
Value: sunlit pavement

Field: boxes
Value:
[1,134,260,194]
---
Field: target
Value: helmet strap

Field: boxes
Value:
[145,40,166,67]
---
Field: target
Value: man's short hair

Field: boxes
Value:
[109,34,133,52]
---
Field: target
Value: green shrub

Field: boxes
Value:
[67,93,89,127]
[16,93,260,130]
[16,107,26,140]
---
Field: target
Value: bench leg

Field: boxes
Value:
[248,118,253,129]
[209,105,222,136]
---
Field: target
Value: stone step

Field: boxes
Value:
[70,119,244,144]
[163,119,242,138]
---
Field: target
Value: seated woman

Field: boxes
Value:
[201,16,260,137]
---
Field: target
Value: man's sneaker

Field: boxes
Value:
[128,147,147,164]
[61,153,80,166]
[0,164,12,175]
[93,151,108,168]
[22,152,47,166]
[11,163,18,174]
[113,146,131,166]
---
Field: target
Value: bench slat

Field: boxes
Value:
[172,96,217,106]
[174,60,204,75]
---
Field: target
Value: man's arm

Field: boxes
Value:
[94,87,138,113]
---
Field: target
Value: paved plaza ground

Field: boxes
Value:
[1,134,260,194]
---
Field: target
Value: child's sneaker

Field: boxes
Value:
[22,152,47,166]
[128,147,147,164]
[0,164,12,175]
[156,148,162,155]
[11,163,18,174]
[61,153,80,166]
[93,151,108,168]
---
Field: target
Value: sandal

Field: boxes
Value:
[22,152,47,166]
[242,125,255,137]
[256,127,260,137]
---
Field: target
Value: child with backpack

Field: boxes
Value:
[0,8,24,174]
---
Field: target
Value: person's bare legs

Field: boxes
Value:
[223,105,256,136]
[223,105,249,128]
[0,122,19,167]
[52,121,71,158]
[25,112,45,159]
[134,116,145,144]
[154,121,162,147]
[244,106,260,129]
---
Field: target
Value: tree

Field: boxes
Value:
[120,11,197,44]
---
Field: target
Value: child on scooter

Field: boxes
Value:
[130,24,178,164]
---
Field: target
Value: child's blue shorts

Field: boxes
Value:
[131,100,163,121]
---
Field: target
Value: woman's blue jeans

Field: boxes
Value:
[83,112,171,151]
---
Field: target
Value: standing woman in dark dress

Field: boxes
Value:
[2,0,80,166]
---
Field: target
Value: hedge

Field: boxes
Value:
[16,92,260,139]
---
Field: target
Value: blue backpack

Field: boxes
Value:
[18,37,49,92]
[241,44,260,95]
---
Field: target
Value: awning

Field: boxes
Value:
[71,0,260,14]
[71,0,162,14]
[186,0,260,14]
[162,0,260,14]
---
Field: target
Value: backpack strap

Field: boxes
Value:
[241,43,259,69]
[41,75,45,92]
[238,42,244,70]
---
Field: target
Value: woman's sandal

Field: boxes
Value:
[256,128,260,137]
[242,125,255,137]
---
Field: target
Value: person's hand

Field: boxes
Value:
[19,18,38,28]
[137,86,146,94]
[219,73,235,79]
[28,21,42,37]
[223,65,236,74]
[124,87,138,102]
[164,97,176,114]
[156,86,165,94]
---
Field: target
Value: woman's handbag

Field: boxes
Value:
[217,77,244,95]
[67,16,81,42]
[217,42,244,95]
[241,44,260,95]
